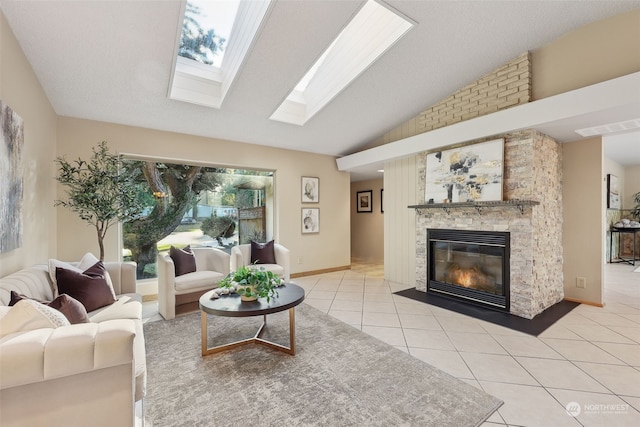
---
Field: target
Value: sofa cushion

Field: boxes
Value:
[250,240,276,265]
[10,291,89,324]
[48,252,116,299]
[170,245,197,277]
[174,271,225,293]
[0,299,70,338]
[56,262,116,312]
[89,296,142,322]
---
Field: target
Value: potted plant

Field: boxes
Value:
[55,141,145,261]
[219,264,283,302]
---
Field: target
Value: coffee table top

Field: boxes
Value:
[199,283,305,317]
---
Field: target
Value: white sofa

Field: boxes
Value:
[230,243,291,282]
[0,262,145,427]
[157,247,230,320]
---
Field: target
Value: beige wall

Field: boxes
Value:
[623,165,640,210]
[0,12,58,277]
[350,178,384,263]
[56,117,351,275]
[562,138,604,305]
[531,10,640,100]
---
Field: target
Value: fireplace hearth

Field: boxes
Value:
[427,229,510,312]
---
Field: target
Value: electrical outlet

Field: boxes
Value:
[298,256,303,265]
[576,277,586,288]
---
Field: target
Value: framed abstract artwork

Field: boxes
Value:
[302,176,319,203]
[0,100,24,252]
[357,190,373,213]
[425,138,504,203]
[302,208,319,234]
[607,174,620,209]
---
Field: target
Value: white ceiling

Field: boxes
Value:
[2,0,639,176]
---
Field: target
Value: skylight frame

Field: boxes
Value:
[270,0,415,126]
[168,0,273,109]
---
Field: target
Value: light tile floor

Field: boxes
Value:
[141,262,640,427]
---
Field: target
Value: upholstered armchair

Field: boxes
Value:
[230,241,290,282]
[157,247,230,320]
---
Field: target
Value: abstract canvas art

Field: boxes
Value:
[607,174,620,209]
[0,100,24,252]
[425,138,504,203]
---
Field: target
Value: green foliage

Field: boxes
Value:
[201,215,235,243]
[219,264,282,302]
[120,160,225,278]
[179,3,226,65]
[55,141,145,260]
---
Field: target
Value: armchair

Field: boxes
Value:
[230,242,290,282]
[157,247,230,320]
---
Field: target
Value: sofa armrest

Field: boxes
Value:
[230,246,243,272]
[1,320,135,390]
[274,244,291,282]
[104,262,137,295]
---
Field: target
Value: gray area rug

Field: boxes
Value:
[143,303,502,426]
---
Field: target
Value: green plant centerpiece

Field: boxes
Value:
[218,264,284,302]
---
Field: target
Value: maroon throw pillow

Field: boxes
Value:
[10,291,90,324]
[9,291,46,305]
[169,245,197,276]
[56,261,116,312]
[250,240,276,265]
[48,294,90,324]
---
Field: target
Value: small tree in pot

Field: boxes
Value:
[55,141,145,261]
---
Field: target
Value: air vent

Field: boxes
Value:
[575,118,640,137]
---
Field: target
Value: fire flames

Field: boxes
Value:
[445,264,495,293]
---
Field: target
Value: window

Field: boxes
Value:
[121,158,274,279]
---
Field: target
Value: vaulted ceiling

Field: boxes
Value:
[2,0,639,176]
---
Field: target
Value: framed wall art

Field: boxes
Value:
[0,100,24,253]
[425,138,504,203]
[607,174,620,209]
[301,176,319,203]
[357,190,373,213]
[302,208,319,234]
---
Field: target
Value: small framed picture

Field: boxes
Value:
[302,208,319,234]
[356,190,373,213]
[301,177,319,203]
[381,189,384,213]
[607,174,620,209]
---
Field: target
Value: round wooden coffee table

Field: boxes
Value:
[198,283,305,356]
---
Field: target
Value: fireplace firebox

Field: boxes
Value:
[427,229,510,311]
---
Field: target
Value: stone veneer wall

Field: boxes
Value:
[415,130,563,319]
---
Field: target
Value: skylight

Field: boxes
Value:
[169,0,271,109]
[179,0,240,69]
[270,0,414,126]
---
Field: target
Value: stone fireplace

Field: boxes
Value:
[414,130,564,319]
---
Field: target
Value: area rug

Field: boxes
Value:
[634,265,640,273]
[143,303,502,426]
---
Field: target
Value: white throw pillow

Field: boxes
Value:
[48,252,115,299]
[0,299,70,338]
[0,305,11,321]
